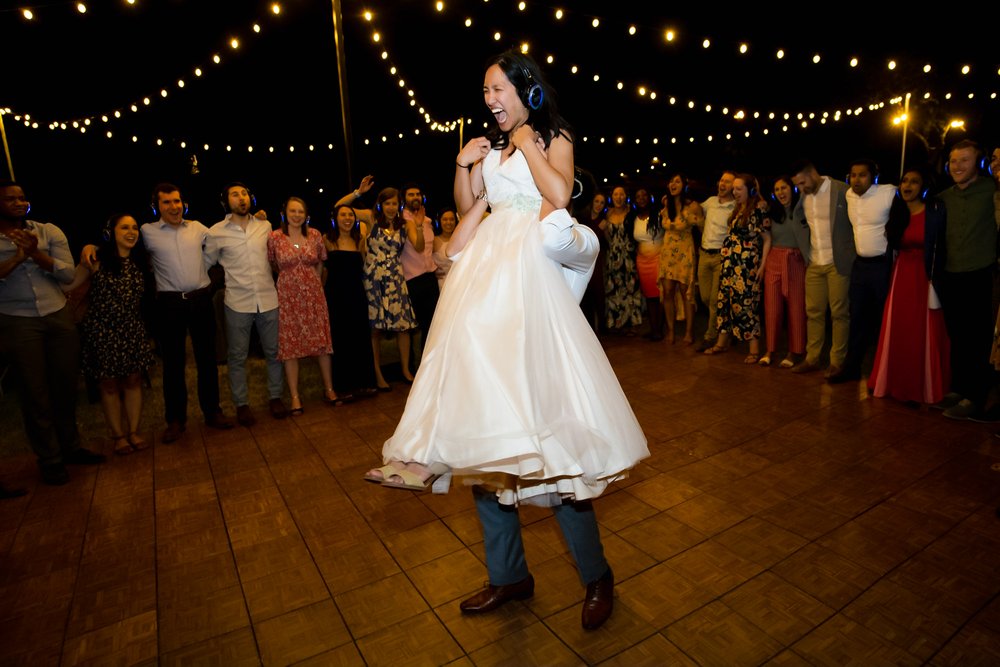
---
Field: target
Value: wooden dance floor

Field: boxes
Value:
[1,334,999,665]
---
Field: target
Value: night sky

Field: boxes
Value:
[4,0,996,246]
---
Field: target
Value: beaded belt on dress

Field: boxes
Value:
[488,193,543,214]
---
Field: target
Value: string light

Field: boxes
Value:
[11,6,288,131]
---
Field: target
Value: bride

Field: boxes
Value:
[365,50,647,504]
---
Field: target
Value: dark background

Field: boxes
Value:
[3,0,996,248]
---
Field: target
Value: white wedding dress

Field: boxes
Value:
[382,148,648,505]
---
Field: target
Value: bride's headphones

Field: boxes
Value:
[520,65,544,111]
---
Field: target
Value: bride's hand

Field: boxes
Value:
[534,134,548,159]
[510,124,537,151]
[457,137,490,168]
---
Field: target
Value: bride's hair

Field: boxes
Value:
[484,50,572,151]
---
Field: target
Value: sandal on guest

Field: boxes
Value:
[364,463,404,484]
[127,432,149,451]
[779,356,796,368]
[703,345,728,355]
[758,355,772,367]
[112,436,134,456]
[323,389,354,407]
[289,395,304,416]
[744,354,760,365]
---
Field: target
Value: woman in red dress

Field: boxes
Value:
[868,169,949,404]
[267,197,339,414]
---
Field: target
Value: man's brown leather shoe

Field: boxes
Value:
[460,575,534,614]
[236,405,256,427]
[161,421,186,443]
[581,568,614,630]
[205,412,234,430]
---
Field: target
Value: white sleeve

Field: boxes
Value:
[539,208,598,274]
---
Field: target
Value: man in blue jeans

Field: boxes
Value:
[205,182,287,426]
[458,207,616,631]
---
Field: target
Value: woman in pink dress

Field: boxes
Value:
[267,197,339,414]
[868,169,949,404]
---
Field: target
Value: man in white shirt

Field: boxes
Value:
[695,171,736,351]
[830,160,908,383]
[205,182,287,427]
[790,161,856,377]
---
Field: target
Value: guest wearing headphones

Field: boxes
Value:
[761,176,810,368]
[337,185,420,389]
[432,207,458,290]
[83,183,234,442]
[205,182,288,426]
[324,204,378,397]
[790,161,855,378]
[829,160,908,383]
[705,174,772,363]
[65,214,155,455]
[937,140,998,420]
[268,197,339,414]
[399,183,440,368]
[603,186,643,333]
[658,173,703,345]
[869,168,949,403]
[0,181,105,485]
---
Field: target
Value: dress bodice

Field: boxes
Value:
[483,149,543,215]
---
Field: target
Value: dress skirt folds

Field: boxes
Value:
[381,149,648,506]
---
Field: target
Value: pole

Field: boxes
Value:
[0,111,15,180]
[899,93,911,181]
[330,0,354,188]
[459,116,464,151]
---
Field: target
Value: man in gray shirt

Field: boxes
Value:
[0,181,106,485]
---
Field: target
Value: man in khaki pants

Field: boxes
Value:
[694,171,736,351]
[790,161,855,377]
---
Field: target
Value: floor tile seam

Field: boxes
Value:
[715,587,839,656]
[921,589,1000,666]
[58,453,115,666]
[534,608,659,667]
[179,430,267,663]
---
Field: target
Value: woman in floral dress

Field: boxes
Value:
[658,173,703,344]
[362,187,420,389]
[267,197,337,413]
[705,174,771,363]
[602,186,643,332]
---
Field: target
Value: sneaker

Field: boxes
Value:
[64,447,107,465]
[943,399,977,421]
[931,392,963,411]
